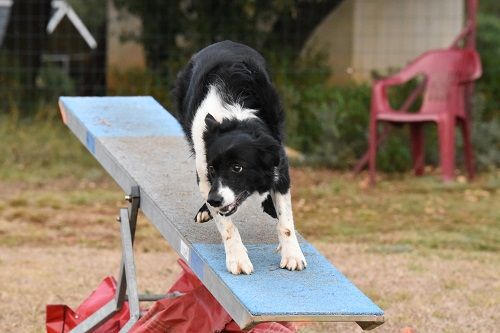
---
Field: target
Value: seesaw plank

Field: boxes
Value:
[59,96,384,329]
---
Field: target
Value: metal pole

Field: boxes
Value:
[119,207,140,331]
[115,186,140,308]
[70,186,141,333]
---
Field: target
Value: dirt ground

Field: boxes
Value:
[0,171,499,332]
[1,243,498,332]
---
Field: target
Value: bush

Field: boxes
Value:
[471,11,500,170]
[471,94,500,171]
[274,54,414,172]
[477,13,500,119]
[277,56,499,172]
[36,65,76,102]
[273,6,500,172]
[107,68,173,112]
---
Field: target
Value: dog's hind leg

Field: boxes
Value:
[272,190,307,271]
[214,215,254,275]
[194,203,213,223]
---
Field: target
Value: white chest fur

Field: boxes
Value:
[190,85,257,199]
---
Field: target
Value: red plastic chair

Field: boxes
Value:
[368,48,482,184]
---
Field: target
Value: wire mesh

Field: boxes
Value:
[0,0,473,114]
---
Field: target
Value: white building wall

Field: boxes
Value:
[106,0,146,71]
[352,0,464,81]
[306,0,464,83]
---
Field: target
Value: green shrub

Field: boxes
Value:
[471,94,500,171]
[36,65,76,102]
[469,11,500,170]
[107,68,172,112]
[477,13,500,119]
[277,54,498,172]
[274,54,414,171]
[0,54,26,112]
[275,8,500,172]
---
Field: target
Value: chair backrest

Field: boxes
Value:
[407,49,481,116]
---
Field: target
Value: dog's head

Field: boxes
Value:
[204,114,280,216]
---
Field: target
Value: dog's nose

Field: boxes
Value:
[207,193,223,207]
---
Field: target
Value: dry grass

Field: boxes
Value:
[0,169,499,332]
[1,243,498,333]
[0,246,181,332]
[291,168,500,252]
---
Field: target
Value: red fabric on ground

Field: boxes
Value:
[46,259,296,333]
[46,276,130,333]
[130,259,232,333]
[131,259,296,333]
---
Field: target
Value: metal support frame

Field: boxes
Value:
[70,186,165,333]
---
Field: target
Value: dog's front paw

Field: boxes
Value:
[194,203,213,223]
[279,242,307,271]
[226,244,254,275]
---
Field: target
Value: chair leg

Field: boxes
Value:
[353,124,392,174]
[460,119,475,180]
[368,118,378,186]
[437,117,456,182]
[410,124,425,176]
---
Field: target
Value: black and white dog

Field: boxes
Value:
[174,41,306,275]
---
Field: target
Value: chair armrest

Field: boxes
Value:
[371,80,394,114]
[376,61,422,87]
[371,62,425,114]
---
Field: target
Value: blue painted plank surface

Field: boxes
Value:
[60,96,184,138]
[59,95,384,325]
[193,243,384,316]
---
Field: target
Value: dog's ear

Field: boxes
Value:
[262,146,280,168]
[258,136,281,168]
[205,113,218,131]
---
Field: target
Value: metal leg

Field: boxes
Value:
[70,186,142,333]
[69,299,118,333]
[357,320,384,330]
[115,186,140,308]
[119,207,140,331]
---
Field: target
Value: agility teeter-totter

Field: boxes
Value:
[58,96,384,332]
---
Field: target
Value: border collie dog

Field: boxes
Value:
[174,41,307,275]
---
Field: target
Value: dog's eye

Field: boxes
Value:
[208,165,215,177]
[231,164,243,173]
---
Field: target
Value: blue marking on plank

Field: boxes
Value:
[60,96,184,138]
[189,248,204,281]
[85,130,96,154]
[193,243,384,316]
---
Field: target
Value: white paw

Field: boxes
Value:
[280,242,307,271]
[195,210,212,223]
[226,244,254,275]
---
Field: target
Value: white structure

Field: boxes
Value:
[0,0,13,45]
[47,0,97,49]
[106,0,146,71]
[305,0,465,83]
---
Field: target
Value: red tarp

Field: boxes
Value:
[46,276,130,333]
[46,259,296,333]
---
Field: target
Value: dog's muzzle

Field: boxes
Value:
[218,191,250,217]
